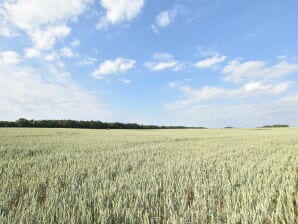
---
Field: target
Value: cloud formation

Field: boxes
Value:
[1,0,91,51]
[169,96,298,128]
[194,55,227,69]
[0,51,21,64]
[92,57,136,78]
[166,82,291,109]
[151,6,180,33]
[97,0,144,28]
[144,53,182,71]
[0,61,108,120]
[222,59,298,83]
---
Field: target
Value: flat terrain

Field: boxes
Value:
[0,128,297,223]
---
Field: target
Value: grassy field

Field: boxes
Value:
[0,128,297,224]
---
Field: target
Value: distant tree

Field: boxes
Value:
[16,118,30,127]
[259,124,289,128]
[272,124,289,128]
[260,125,272,128]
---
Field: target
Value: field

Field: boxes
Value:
[0,128,297,224]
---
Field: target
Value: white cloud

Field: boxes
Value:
[0,61,109,120]
[151,6,180,33]
[166,82,291,109]
[97,0,144,28]
[2,0,91,50]
[60,47,74,58]
[166,86,225,109]
[196,46,221,58]
[3,0,90,30]
[156,9,177,27]
[277,92,298,104]
[0,18,14,37]
[44,52,58,61]
[24,48,41,58]
[243,82,290,94]
[167,99,298,128]
[119,79,132,84]
[153,53,172,60]
[25,46,74,61]
[144,53,182,71]
[0,8,14,37]
[92,57,136,78]
[222,59,298,83]
[194,55,227,69]
[0,25,12,37]
[70,39,80,47]
[145,61,181,71]
[150,24,158,34]
[166,55,297,126]
[0,50,21,64]
[29,25,71,51]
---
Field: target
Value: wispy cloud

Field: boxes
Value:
[144,53,183,71]
[222,59,298,83]
[166,81,291,109]
[167,96,298,128]
[70,39,80,48]
[194,55,227,69]
[77,56,98,66]
[151,5,181,33]
[119,79,132,84]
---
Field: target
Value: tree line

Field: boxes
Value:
[0,118,205,129]
[259,124,289,128]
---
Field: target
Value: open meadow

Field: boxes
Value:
[0,128,297,224]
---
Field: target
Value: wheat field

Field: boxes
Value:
[0,128,297,224]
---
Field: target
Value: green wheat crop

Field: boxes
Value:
[0,128,297,223]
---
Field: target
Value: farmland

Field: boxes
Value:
[0,128,297,223]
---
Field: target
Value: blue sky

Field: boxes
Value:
[1,0,298,127]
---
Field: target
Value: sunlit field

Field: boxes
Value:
[0,128,297,224]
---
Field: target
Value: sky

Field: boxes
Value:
[0,0,298,127]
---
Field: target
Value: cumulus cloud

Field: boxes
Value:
[1,0,91,50]
[0,51,21,64]
[167,54,297,127]
[144,53,183,71]
[29,25,71,51]
[24,48,41,58]
[92,57,136,78]
[97,0,144,28]
[0,61,109,120]
[194,55,227,69]
[222,59,298,83]
[2,0,90,30]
